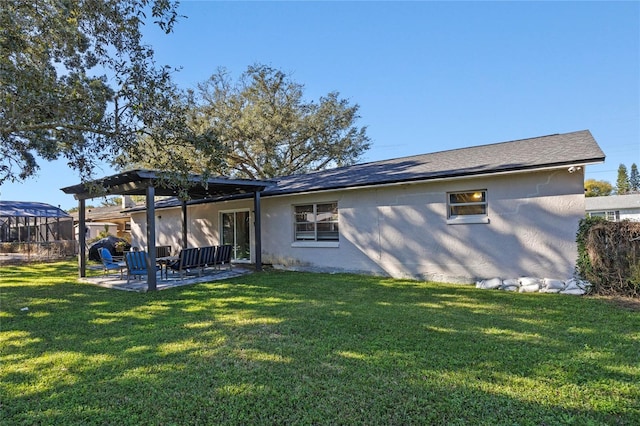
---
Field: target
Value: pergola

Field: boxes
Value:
[61,170,271,290]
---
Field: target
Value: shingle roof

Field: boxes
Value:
[264,130,604,196]
[69,204,134,221]
[125,130,604,210]
[585,194,640,211]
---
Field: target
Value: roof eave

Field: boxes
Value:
[263,157,606,198]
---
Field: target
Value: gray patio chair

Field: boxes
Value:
[156,245,172,258]
[168,247,200,279]
[215,244,233,270]
[198,246,217,275]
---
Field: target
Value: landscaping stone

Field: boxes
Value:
[475,276,592,295]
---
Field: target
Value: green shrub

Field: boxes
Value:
[576,217,605,283]
[576,217,640,297]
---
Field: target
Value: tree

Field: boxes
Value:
[129,64,371,179]
[630,163,639,193]
[1,0,208,189]
[616,164,630,194]
[584,179,613,197]
[100,197,121,207]
[67,204,96,213]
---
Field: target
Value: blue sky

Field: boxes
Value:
[2,0,638,210]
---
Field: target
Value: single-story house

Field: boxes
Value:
[75,221,119,241]
[585,194,640,222]
[69,196,141,240]
[117,129,603,284]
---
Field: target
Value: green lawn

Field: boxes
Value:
[1,262,639,425]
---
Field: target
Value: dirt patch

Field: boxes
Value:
[0,253,74,265]
[595,295,640,311]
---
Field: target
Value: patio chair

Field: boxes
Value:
[125,250,159,284]
[168,247,200,279]
[156,245,172,258]
[215,244,233,270]
[99,247,125,279]
[198,246,217,275]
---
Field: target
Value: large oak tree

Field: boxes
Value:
[1,0,214,189]
[129,64,371,180]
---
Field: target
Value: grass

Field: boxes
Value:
[1,262,639,425]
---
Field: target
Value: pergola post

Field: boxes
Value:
[181,200,188,249]
[78,199,86,278]
[146,185,157,291]
[253,191,262,271]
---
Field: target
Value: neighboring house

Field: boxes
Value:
[70,196,138,240]
[585,194,640,222]
[75,222,120,241]
[124,130,604,283]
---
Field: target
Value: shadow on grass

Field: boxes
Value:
[1,264,639,425]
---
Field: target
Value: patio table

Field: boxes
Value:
[156,255,179,280]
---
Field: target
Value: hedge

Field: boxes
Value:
[576,217,640,297]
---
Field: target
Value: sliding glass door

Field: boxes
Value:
[221,210,250,261]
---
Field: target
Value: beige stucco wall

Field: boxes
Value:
[260,168,585,283]
[131,167,585,283]
[130,199,252,253]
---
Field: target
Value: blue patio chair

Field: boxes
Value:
[125,251,159,284]
[99,247,125,279]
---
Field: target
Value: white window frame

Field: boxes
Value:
[292,202,339,247]
[446,190,489,224]
[588,211,620,222]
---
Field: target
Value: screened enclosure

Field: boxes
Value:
[0,201,75,261]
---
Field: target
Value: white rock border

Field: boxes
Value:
[475,277,591,295]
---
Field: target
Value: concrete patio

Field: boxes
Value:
[80,264,254,292]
